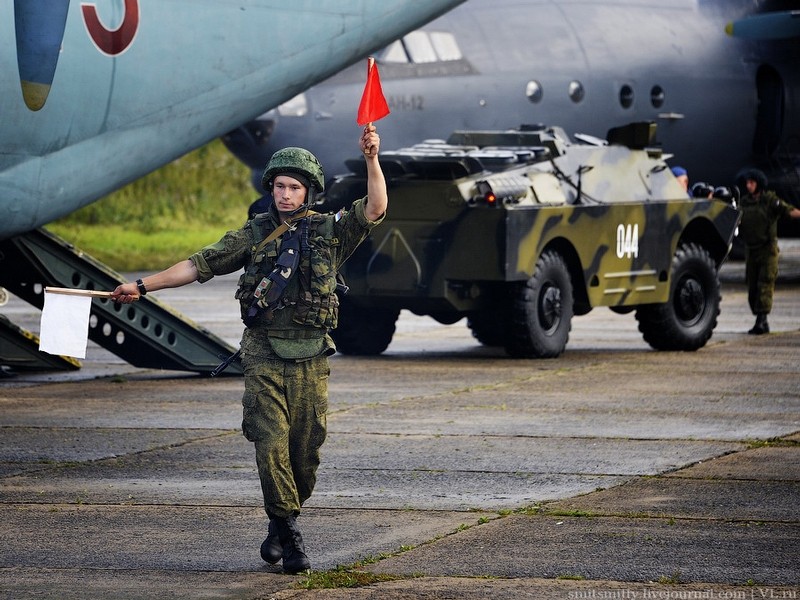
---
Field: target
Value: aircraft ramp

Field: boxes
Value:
[0,228,242,375]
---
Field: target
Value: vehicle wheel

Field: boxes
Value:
[635,242,720,351]
[331,297,399,355]
[505,250,573,358]
[467,309,508,347]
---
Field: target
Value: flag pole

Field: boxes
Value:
[45,287,113,298]
[367,56,375,128]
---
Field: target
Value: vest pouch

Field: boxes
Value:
[293,290,339,329]
[268,330,327,360]
[308,236,338,296]
[235,271,257,301]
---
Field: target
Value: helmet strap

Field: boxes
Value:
[285,185,317,216]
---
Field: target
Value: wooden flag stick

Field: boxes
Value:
[367,56,375,128]
[45,286,113,298]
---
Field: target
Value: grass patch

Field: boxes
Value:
[746,437,799,449]
[48,139,255,271]
[539,508,596,518]
[297,567,401,590]
[658,571,682,585]
[47,223,237,272]
[294,516,500,590]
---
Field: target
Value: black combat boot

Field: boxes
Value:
[748,313,769,335]
[274,515,311,574]
[260,518,282,564]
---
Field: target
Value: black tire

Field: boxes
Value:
[505,250,573,358]
[331,297,399,355]
[635,242,720,351]
[467,309,508,346]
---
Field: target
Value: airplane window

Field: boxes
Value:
[568,81,584,103]
[404,30,438,63]
[619,85,634,109]
[429,32,462,61]
[526,80,543,103]
[379,40,410,64]
[277,93,308,117]
[650,85,665,108]
[379,31,462,64]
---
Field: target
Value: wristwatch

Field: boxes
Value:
[136,278,147,296]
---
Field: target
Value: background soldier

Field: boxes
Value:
[736,168,800,335]
[111,125,387,573]
[670,165,690,196]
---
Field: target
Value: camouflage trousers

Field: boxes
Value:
[745,245,779,315]
[241,354,329,518]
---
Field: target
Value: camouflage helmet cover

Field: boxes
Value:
[261,147,325,192]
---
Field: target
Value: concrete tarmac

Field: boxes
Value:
[1,244,799,599]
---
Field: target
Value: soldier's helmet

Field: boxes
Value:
[713,186,736,204]
[690,182,713,199]
[262,147,325,192]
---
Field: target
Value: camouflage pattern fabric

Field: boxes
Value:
[739,190,794,315]
[242,354,329,518]
[738,190,793,250]
[190,198,380,341]
[745,245,779,314]
[186,196,384,518]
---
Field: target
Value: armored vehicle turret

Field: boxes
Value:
[321,122,740,358]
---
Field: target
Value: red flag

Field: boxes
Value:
[356,58,390,126]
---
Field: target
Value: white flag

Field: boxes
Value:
[39,291,93,358]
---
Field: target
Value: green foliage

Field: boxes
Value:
[746,437,799,448]
[658,571,682,584]
[49,139,256,271]
[297,567,399,590]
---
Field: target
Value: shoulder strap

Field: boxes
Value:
[252,210,318,256]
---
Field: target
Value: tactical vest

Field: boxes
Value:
[739,191,781,250]
[235,212,340,331]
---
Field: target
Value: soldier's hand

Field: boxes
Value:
[110,282,140,304]
[361,125,380,158]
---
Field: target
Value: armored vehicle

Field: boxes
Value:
[321,122,740,358]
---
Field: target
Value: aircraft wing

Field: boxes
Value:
[0,0,465,240]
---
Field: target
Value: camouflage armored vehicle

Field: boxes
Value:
[321,122,740,358]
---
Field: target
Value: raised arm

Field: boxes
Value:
[360,124,387,222]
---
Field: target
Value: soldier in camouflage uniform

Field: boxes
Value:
[737,168,800,335]
[111,125,387,573]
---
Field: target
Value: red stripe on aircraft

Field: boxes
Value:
[81,0,139,56]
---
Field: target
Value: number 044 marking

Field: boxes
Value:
[616,224,639,258]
